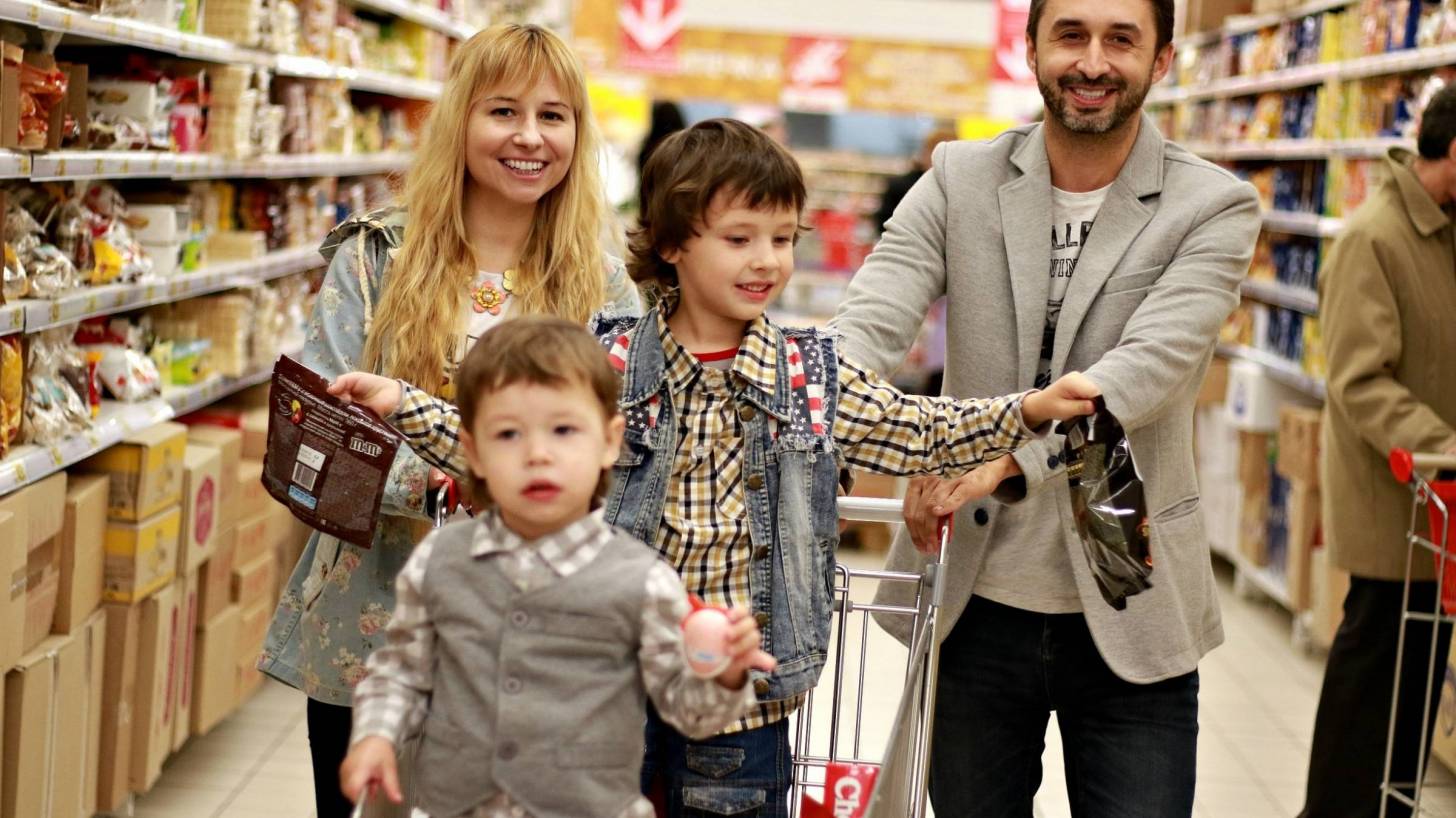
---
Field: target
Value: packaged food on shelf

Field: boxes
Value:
[24,329,91,445]
[0,335,21,455]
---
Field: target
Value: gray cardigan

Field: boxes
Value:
[832,115,1261,684]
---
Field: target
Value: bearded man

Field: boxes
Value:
[829,0,1261,812]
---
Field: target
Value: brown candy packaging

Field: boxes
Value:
[262,355,403,548]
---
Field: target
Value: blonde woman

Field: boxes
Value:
[257,23,640,818]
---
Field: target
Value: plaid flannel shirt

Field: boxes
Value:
[389,311,1034,732]
[351,510,756,818]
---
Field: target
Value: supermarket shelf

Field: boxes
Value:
[0,303,23,334]
[1262,210,1345,237]
[18,245,322,334]
[0,0,439,100]
[1217,342,1327,399]
[1234,550,1296,612]
[0,346,301,495]
[1182,137,1407,161]
[1151,42,1456,105]
[1241,278,1319,314]
[27,150,410,181]
[0,397,173,495]
[345,0,474,38]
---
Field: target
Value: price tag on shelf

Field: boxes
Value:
[9,460,24,485]
[86,294,98,313]
[47,445,63,466]
[49,302,61,323]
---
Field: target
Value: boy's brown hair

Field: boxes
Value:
[453,316,621,509]
[628,117,808,292]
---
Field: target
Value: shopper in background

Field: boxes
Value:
[830,0,1261,811]
[332,118,1103,817]
[637,100,687,178]
[339,317,768,818]
[256,23,640,818]
[1298,84,1456,818]
[872,127,956,235]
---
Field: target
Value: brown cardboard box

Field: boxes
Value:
[1197,357,1230,407]
[237,661,264,704]
[1277,406,1323,486]
[56,473,108,634]
[97,603,140,813]
[191,605,239,735]
[0,511,25,673]
[240,406,268,461]
[186,426,242,531]
[235,510,270,567]
[0,471,67,549]
[1181,0,1252,35]
[172,570,199,751]
[238,599,270,660]
[199,527,236,623]
[2,647,54,818]
[1285,482,1321,612]
[1433,642,1456,773]
[131,581,181,794]
[23,538,58,654]
[45,630,89,818]
[1238,432,1272,567]
[81,610,106,818]
[238,459,267,522]
[179,445,222,574]
[104,506,180,603]
[232,553,277,610]
[0,43,21,152]
[77,422,187,522]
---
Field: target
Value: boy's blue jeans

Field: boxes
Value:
[930,595,1200,817]
[642,704,792,817]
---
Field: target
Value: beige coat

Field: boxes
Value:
[1320,148,1456,581]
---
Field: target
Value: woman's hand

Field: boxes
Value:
[329,372,403,418]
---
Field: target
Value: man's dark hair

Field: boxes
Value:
[1026,0,1176,52]
[1417,84,1456,160]
[628,118,807,292]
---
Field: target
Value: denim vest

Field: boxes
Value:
[592,309,844,701]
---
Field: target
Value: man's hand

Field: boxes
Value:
[1021,372,1100,428]
[339,735,403,805]
[902,457,1022,553]
[714,606,777,691]
[329,372,403,418]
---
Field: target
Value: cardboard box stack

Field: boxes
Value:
[0,473,68,658]
[1277,406,1323,612]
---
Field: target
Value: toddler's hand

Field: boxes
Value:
[1021,372,1100,428]
[714,606,777,691]
[339,736,403,805]
[329,372,402,418]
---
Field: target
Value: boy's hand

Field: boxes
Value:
[339,736,402,805]
[1021,372,1100,428]
[903,457,1022,553]
[714,606,777,691]
[328,372,402,418]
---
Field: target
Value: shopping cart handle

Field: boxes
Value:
[837,496,906,524]
[1390,448,1456,484]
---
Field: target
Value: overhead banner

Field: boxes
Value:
[570,0,993,118]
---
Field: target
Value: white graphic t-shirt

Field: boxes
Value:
[976,183,1109,615]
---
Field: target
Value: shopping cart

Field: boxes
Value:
[790,495,949,818]
[1379,447,1456,817]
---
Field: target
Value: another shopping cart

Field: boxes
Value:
[792,496,949,818]
[1379,448,1456,817]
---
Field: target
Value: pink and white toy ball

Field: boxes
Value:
[681,596,734,678]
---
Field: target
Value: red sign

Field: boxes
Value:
[800,762,879,818]
[619,0,684,73]
[991,0,1035,83]
[194,475,215,544]
[782,36,849,112]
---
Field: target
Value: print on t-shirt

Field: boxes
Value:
[1037,185,1109,389]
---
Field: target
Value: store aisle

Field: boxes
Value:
[130,559,1456,818]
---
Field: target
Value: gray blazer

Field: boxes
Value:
[832,115,1261,683]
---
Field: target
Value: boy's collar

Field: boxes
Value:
[618,302,795,421]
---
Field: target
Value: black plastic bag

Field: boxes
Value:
[1060,398,1152,610]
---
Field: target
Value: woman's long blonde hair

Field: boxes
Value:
[361,23,608,396]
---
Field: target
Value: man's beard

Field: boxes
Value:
[1038,69,1150,135]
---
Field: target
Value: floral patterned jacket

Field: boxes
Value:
[258,206,642,705]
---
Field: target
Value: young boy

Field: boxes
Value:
[337,316,774,818]
[331,119,1100,816]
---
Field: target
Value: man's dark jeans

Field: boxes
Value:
[930,595,1200,817]
[642,703,792,817]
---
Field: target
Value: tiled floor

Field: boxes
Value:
[128,557,1456,818]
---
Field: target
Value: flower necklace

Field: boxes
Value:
[470,268,516,315]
